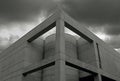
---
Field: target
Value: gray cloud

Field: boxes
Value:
[61,0,120,35]
[0,0,56,24]
[104,24,120,35]
[0,35,19,53]
[106,35,120,49]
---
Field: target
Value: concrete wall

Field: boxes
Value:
[99,44,120,77]
[114,54,120,77]
[23,37,44,81]
[0,37,43,81]
[0,42,25,81]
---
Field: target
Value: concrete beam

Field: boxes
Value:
[28,22,56,42]
[27,9,64,42]
[99,69,118,81]
[65,22,93,43]
[66,56,97,75]
[23,56,55,76]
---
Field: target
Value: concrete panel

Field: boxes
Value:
[0,43,25,64]
[0,37,44,81]
[0,42,26,81]
[24,37,43,66]
[0,63,2,81]
[2,62,23,77]
[24,37,44,81]
[115,60,120,77]
[1,52,24,71]
[77,37,97,66]
[99,45,118,76]
[2,70,22,81]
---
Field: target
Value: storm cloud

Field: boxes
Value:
[61,0,120,35]
[0,0,57,25]
[0,0,59,52]
[1,0,120,35]
[0,0,120,52]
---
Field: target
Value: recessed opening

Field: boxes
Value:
[23,62,55,81]
[41,27,80,40]
[102,76,116,81]
[79,75,94,81]
[65,22,93,43]
[41,27,56,39]
[66,61,96,81]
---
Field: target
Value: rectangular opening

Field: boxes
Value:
[28,22,56,42]
[96,43,102,68]
[23,62,55,81]
[23,62,55,76]
[102,76,116,81]
[65,22,93,43]
[66,61,96,81]
[79,75,94,81]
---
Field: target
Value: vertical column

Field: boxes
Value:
[55,17,66,81]
[94,74,102,81]
[93,42,102,81]
[93,42,101,69]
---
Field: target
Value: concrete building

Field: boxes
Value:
[0,9,120,81]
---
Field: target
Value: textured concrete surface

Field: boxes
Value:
[77,37,97,67]
[23,37,44,81]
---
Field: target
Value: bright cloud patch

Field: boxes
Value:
[0,12,46,53]
[95,32,111,41]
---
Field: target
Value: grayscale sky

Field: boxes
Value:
[0,0,120,53]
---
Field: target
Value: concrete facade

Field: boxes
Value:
[0,9,120,81]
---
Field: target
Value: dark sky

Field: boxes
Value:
[0,0,56,24]
[0,0,120,52]
[61,0,120,35]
